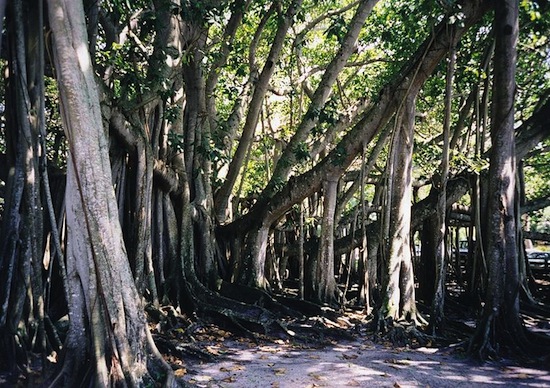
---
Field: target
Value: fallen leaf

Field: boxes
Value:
[394,382,401,388]
[308,372,326,381]
[342,354,358,360]
[271,382,280,388]
[384,358,410,366]
[222,376,236,383]
[514,373,531,379]
[274,368,286,376]
[347,379,361,386]
[174,368,187,377]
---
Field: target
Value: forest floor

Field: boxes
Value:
[173,273,550,387]
[175,334,550,388]
[2,275,549,387]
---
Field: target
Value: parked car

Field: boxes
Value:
[527,250,550,272]
[458,240,469,257]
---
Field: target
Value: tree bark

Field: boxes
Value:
[47,0,174,385]
[379,94,422,325]
[215,0,303,219]
[431,32,456,333]
[469,0,528,359]
[313,178,340,304]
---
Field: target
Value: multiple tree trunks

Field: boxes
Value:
[468,0,534,359]
[0,0,550,384]
[46,0,175,385]
[380,94,420,324]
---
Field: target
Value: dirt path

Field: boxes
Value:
[178,338,550,387]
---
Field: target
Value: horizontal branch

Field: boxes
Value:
[222,0,490,236]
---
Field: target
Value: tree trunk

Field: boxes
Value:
[357,148,371,311]
[379,95,423,325]
[0,0,48,373]
[313,178,340,304]
[238,224,270,289]
[47,1,174,385]
[431,34,456,333]
[417,215,436,303]
[469,0,530,359]
[181,34,219,289]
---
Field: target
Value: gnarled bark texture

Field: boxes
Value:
[47,1,173,385]
[379,95,422,325]
[469,0,531,360]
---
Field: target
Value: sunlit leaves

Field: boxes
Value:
[524,141,550,233]
[524,140,550,202]
[521,0,542,21]
[168,131,185,153]
[294,141,310,162]
[325,15,348,43]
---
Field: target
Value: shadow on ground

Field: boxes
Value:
[178,338,550,387]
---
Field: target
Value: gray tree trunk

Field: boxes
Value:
[47,0,174,385]
[380,95,422,324]
[431,34,456,333]
[314,178,340,304]
[469,0,527,359]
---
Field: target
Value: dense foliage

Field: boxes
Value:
[0,0,549,385]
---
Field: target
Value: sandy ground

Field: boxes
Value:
[177,338,550,387]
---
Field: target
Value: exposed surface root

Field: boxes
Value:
[372,319,431,348]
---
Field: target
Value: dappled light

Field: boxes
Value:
[178,337,550,387]
[1,0,549,386]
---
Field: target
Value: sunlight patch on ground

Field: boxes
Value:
[180,339,550,387]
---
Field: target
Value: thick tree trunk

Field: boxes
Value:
[238,224,270,289]
[469,0,530,359]
[182,47,219,288]
[47,1,174,385]
[379,95,422,325]
[313,178,340,304]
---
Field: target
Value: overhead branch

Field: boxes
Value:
[214,0,304,220]
[244,0,490,231]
